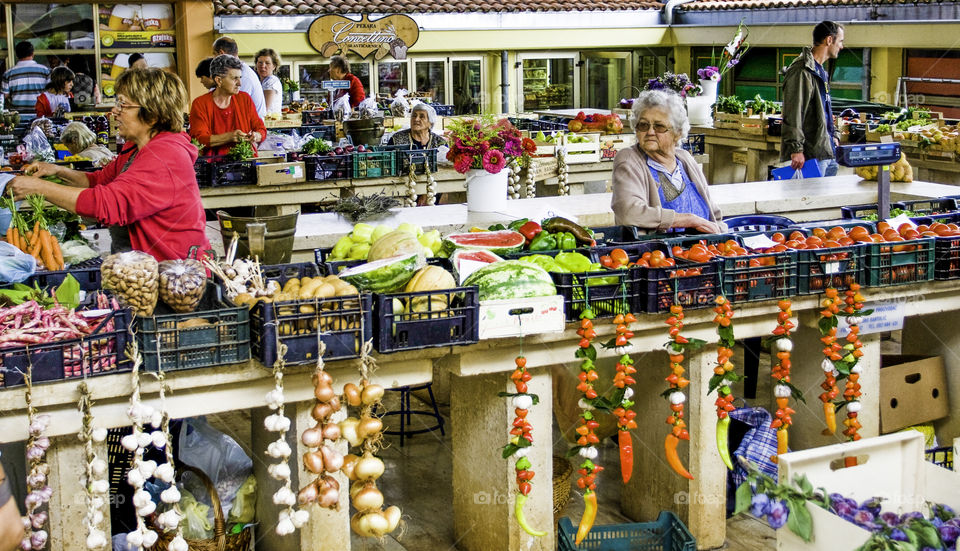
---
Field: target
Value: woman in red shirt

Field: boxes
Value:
[189,54,266,157]
[10,68,210,262]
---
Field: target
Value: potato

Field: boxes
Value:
[313,283,336,299]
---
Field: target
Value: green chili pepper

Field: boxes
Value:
[514,494,547,537]
[716,416,734,470]
[528,231,557,252]
[488,223,507,231]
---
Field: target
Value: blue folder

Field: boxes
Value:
[771,159,823,180]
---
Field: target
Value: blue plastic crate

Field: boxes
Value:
[840,203,908,220]
[558,511,696,551]
[723,214,796,233]
[926,446,954,470]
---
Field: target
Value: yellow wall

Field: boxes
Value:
[177,0,215,101]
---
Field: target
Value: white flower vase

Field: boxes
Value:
[699,78,719,101]
[465,168,508,213]
[686,96,713,127]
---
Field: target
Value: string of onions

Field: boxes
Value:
[264,342,310,535]
[121,343,160,550]
[19,365,51,551]
[341,342,401,538]
[298,342,344,511]
[77,382,109,550]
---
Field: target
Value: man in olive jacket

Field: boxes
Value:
[781,21,845,177]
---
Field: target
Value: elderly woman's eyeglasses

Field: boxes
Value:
[636,121,672,134]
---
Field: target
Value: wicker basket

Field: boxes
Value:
[553,455,574,517]
[150,465,253,551]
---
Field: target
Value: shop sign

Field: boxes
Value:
[98,4,176,49]
[308,14,418,60]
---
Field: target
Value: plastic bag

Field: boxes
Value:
[23,125,55,163]
[0,241,37,284]
[259,132,299,156]
[390,89,410,117]
[101,251,159,316]
[178,417,253,523]
[356,97,381,120]
[227,474,257,524]
[158,259,206,313]
[59,239,100,265]
[179,487,213,540]
[332,94,352,122]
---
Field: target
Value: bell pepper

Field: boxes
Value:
[508,218,530,232]
[528,231,557,252]
[518,221,543,244]
[519,255,564,273]
[561,232,578,250]
[555,252,593,273]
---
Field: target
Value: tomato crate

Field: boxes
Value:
[137,283,250,372]
[863,237,935,286]
[558,511,696,551]
[302,154,351,181]
[795,243,864,294]
[194,155,258,188]
[590,225,642,245]
[373,287,479,353]
[840,203,908,220]
[252,263,373,365]
[900,198,958,216]
[352,150,397,179]
[26,257,103,292]
[0,301,131,388]
[552,268,639,322]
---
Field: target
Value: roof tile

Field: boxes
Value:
[214,0,663,15]
[679,0,923,9]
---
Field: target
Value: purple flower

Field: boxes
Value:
[901,511,925,523]
[750,493,771,517]
[727,58,740,69]
[933,503,957,521]
[860,498,883,516]
[940,524,960,545]
[890,529,909,542]
[503,138,522,158]
[853,510,876,529]
[833,500,856,518]
[933,517,945,528]
[879,512,901,527]
[481,149,506,174]
[766,500,789,530]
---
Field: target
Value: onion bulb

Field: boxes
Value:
[314,383,335,403]
[357,416,383,440]
[360,384,385,406]
[343,383,362,407]
[321,422,341,441]
[341,454,360,481]
[317,475,340,508]
[301,427,323,448]
[327,395,341,414]
[355,452,385,481]
[384,505,401,533]
[304,451,325,475]
[297,483,318,506]
[312,402,333,422]
[352,511,390,538]
[339,417,362,447]
[320,446,344,473]
[352,482,384,512]
[313,371,333,387]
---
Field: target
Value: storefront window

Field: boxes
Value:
[829,49,865,100]
[414,60,445,103]
[520,57,574,111]
[452,59,481,115]
[582,53,630,109]
[728,47,780,101]
[378,61,408,98]
[298,61,370,103]
[12,4,96,50]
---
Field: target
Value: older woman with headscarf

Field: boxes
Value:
[189,54,266,157]
[611,89,724,234]
[388,102,447,149]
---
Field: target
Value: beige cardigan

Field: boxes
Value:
[611,145,725,232]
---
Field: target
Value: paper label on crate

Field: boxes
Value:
[885,214,916,230]
[457,259,489,284]
[742,234,779,250]
[478,295,565,339]
[823,261,842,275]
[836,300,904,337]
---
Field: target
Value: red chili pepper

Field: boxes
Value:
[619,430,633,483]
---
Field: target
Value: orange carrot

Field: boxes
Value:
[50,234,64,270]
[5,227,13,245]
[40,230,57,271]
[31,220,40,239]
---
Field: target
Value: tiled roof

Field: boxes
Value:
[680,0,947,10]
[214,0,663,15]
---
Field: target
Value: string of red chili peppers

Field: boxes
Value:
[610,313,638,484]
[840,284,867,446]
[664,304,694,480]
[573,308,602,545]
[769,299,800,462]
[709,296,738,471]
[503,354,547,538]
[818,288,842,437]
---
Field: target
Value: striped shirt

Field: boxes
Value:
[2,60,50,113]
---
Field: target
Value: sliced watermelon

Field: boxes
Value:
[441,230,525,256]
[451,249,504,284]
[463,260,556,301]
[339,253,423,293]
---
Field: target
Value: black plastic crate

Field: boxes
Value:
[590,225,640,245]
[352,150,397,179]
[724,214,796,233]
[0,305,131,388]
[536,119,569,132]
[900,198,958,216]
[396,148,438,175]
[864,237,935,286]
[681,133,705,155]
[137,283,250,372]
[847,122,868,143]
[931,230,960,280]
[767,117,783,137]
[840,203,908,220]
[374,287,479,353]
[252,262,373,365]
[302,154,351,181]
[553,268,639,322]
[27,257,103,292]
[558,511,696,551]
[926,445,954,470]
[504,246,594,260]
[194,154,257,188]
[301,110,334,125]
[795,243,864,294]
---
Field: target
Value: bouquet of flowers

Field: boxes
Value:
[714,19,750,80]
[697,66,721,82]
[445,115,536,174]
[644,72,702,98]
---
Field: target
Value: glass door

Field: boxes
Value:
[517,53,578,112]
[451,58,482,115]
[581,52,631,109]
[377,60,409,99]
[413,58,446,103]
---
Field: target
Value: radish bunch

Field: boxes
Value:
[299,343,344,511]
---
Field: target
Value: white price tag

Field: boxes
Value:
[823,261,841,275]
[741,234,779,251]
[836,301,905,337]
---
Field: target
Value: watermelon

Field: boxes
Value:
[451,249,503,283]
[441,230,525,256]
[463,260,556,301]
[339,253,423,293]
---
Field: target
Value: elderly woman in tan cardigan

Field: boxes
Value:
[611,89,725,234]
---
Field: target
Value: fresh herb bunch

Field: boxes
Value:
[330,193,400,222]
[750,94,780,115]
[716,95,746,115]
[301,138,332,156]
[228,141,254,161]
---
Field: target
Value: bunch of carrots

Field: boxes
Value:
[3,193,64,271]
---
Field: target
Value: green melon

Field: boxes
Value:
[339,253,423,293]
[462,260,556,301]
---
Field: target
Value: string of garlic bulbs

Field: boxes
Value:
[77,382,109,550]
[121,345,160,551]
[404,167,418,208]
[423,164,437,206]
[151,368,187,551]
[264,342,309,536]
[20,367,51,551]
[556,148,569,196]
[524,158,537,199]
[507,159,522,200]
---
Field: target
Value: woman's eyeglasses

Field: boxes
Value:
[636,121,671,134]
[114,100,141,113]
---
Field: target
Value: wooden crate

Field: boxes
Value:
[599,133,636,161]
[714,111,767,135]
[521,130,561,158]
[526,157,559,180]
[865,130,893,142]
[562,132,601,164]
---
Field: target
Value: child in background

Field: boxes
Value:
[35,66,74,118]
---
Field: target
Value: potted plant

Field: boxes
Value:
[445,115,536,212]
[282,77,300,103]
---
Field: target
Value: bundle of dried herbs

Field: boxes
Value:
[330,193,400,221]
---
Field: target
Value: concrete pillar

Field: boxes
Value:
[451,369,554,551]
[294,401,350,551]
[46,435,111,551]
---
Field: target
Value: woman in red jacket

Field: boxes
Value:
[10,68,210,261]
[189,54,266,157]
[35,66,74,118]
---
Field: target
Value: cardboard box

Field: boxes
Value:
[478,294,564,340]
[256,162,306,186]
[880,355,949,433]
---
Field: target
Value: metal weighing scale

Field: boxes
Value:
[835,142,903,219]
